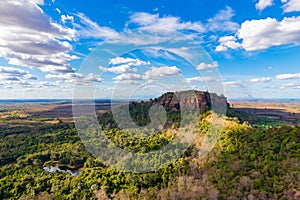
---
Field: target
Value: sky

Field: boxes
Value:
[0,0,300,99]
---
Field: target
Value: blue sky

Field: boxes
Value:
[0,0,299,99]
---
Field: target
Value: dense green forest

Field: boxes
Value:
[0,98,299,199]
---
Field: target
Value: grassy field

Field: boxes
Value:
[229,100,300,125]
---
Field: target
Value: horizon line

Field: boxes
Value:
[0,98,300,101]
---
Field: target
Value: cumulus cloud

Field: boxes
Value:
[0,0,77,73]
[46,73,103,85]
[112,73,143,81]
[239,17,300,51]
[250,77,272,83]
[0,79,61,90]
[215,45,228,52]
[20,81,58,88]
[206,6,239,32]
[99,65,137,74]
[143,66,181,80]
[217,16,300,51]
[276,73,300,80]
[282,0,300,13]
[0,66,36,81]
[197,61,219,70]
[99,57,150,74]
[215,36,241,51]
[111,66,181,83]
[256,0,274,11]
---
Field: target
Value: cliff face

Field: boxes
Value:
[157,90,228,114]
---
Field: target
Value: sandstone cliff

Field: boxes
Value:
[157,90,228,114]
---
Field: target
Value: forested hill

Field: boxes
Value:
[1,110,299,199]
[0,91,299,199]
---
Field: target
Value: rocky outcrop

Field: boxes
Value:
[157,90,228,114]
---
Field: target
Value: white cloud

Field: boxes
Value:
[0,0,77,73]
[38,63,76,73]
[75,13,120,40]
[240,17,300,51]
[206,6,239,32]
[218,16,300,51]
[71,9,238,47]
[224,80,245,87]
[61,15,74,24]
[37,81,58,87]
[255,0,274,11]
[250,77,272,83]
[281,82,300,89]
[99,65,137,74]
[55,8,61,14]
[111,66,181,82]
[197,61,219,70]
[215,36,241,51]
[276,73,300,80]
[185,76,215,83]
[112,73,143,81]
[0,79,61,89]
[113,80,141,85]
[46,73,103,85]
[21,81,58,88]
[215,45,228,52]
[164,47,192,60]
[129,12,158,26]
[143,66,181,80]
[126,8,238,39]
[109,57,150,66]
[129,12,205,34]
[282,0,300,13]
[0,66,36,81]
[99,57,150,74]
